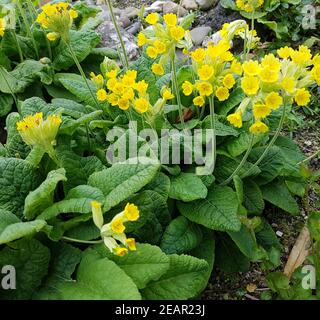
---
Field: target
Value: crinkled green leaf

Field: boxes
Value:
[0,93,13,117]
[243,180,265,215]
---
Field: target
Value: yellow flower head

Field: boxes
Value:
[216,87,230,101]
[118,98,130,110]
[106,69,118,79]
[230,60,243,75]
[277,46,292,59]
[294,89,311,106]
[152,63,165,76]
[193,96,205,107]
[250,121,269,135]
[137,32,147,47]
[191,48,206,63]
[114,247,128,257]
[223,74,236,89]
[0,18,6,37]
[126,238,137,251]
[146,46,158,59]
[265,92,283,110]
[111,217,126,234]
[182,81,194,96]
[253,103,271,120]
[242,60,261,76]
[259,67,279,83]
[196,82,213,97]
[241,76,260,95]
[97,89,107,101]
[107,78,118,91]
[107,93,119,106]
[311,65,320,86]
[145,12,159,25]
[162,88,175,101]
[124,203,140,221]
[164,13,177,27]
[281,77,296,94]
[290,46,312,65]
[134,98,150,113]
[153,40,167,54]
[170,26,185,41]
[47,32,58,41]
[227,111,242,128]
[198,65,214,81]
[261,54,281,73]
[135,80,149,95]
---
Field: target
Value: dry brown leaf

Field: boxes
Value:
[284,227,311,278]
[246,283,257,293]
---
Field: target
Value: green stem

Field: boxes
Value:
[244,104,287,177]
[298,149,320,165]
[209,96,216,171]
[0,67,18,107]
[62,236,104,245]
[25,146,45,167]
[65,40,100,110]
[11,30,24,62]
[221,134,254,185]
[16,0,39,60]
[171,58,185,128]
[105,0,129,70]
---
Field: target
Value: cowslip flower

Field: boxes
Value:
[0,18,7,37]
[16,112,62,155]
[236,0,264,13]
[91,201,140,256]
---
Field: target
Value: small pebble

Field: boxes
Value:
[276,231,284,237]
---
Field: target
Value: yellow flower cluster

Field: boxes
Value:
[91,201,140,257]
[0,18,6,37]
[16,112,62,151]
[227,46,318,135]
[137,13,192,76]
[36,2,78,41]
[181,39,242,107]
[236,0,264,13]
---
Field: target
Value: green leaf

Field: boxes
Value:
[85,243,170,289]
[141,254,209,300]
[169,173,208,202]
[143,172,171,200]
[0,93,13,117]
[256,219,280,250]
[66,185,105,202]
[261,180,299,215]
[0,239,50,299]
[285,180,307,197]
[257,18,288,39]
[216,88,245,116]
[24,169,67,220]
[233,175,244,204]
[20,97,56,117]
[202,115,240,137]
[58,254,141,300]
[0,209,20,233]
[160,216,203,254]
[53,30,100,70]
[266,272,290,292]
[220,0,237,9]
[243,180,265,215]
[178,186,241,232]
[0,158,42,217]
[88,158,160,211]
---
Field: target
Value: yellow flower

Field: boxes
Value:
[134,98,150,113]
[223,74,236,89]
[106,69,118,79]
[124,203,140,221]
[277,46,292,59]
[107,93,119,106]
[69,9,78,19]
[152,63,165,76]
[146,46,158,59]
[216,87,229,101]
[135,80,149,95]
[249,121,269,135]
[198,65,214,81]
[242,60,261,76]
[145,12,159,25]
[259,68,279,83]
[182,81,194,96]
[114,247,128,257]
[0,18,6,37]
[118,98,130,110]
[261,54,281,73]
[281,77,296,94]
[241,76,260,95]
[113,82,125,95]
[191,48,206,63]
[193,96,205,107]
[265,92,283,110]
[47,32,58,41]
[107,78,117,91]
[91,73,104,88]
[153,40,167,54]
[311,65,320,86]
[170,26,185,41]
[97,89,107,101]
[230,60,243,75]
[253,103,272,119]
[290,46,312,65]
[196,82,213,97]
[126,238,137,251]
[162,88,175,100]
[164,13,177,27]
[91,201,103,229]
[137,32,147,47]
[111,217,126,234]
[294,89,311,106]
[227,112,242,128]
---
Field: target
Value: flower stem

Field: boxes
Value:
[65,40,101,110]
[209,96,217,171]
[62,236,104,245]
[244,104,287,177]
[105,0,129,70]
[171,58,185,128]
[11,30,24,62]
[298,149,320,165]
[221,134,254,185]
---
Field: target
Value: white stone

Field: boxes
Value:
[181,0,198,10]
[190,26,212,46]
[196,0,219,10]
[163,1,188,17]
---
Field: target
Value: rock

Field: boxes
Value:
[190,26,212,46]
[126,21,141,35]
[96,21,139,61]
[119,15,132,28]
[196,0,219,10]
[122,7,140,20]
[181,0,198,10]
[145,1,166,13]
[163,1,188,17]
